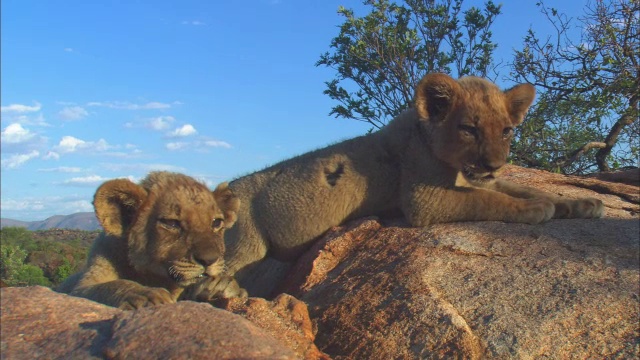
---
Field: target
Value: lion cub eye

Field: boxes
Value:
[211,218,225,231]
[158,218,181,231]
[458,124,477,137]
[502,127,514,139]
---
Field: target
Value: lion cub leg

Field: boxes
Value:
[486,179,604,219]
[403,185,556,226]
[72,279,175,310]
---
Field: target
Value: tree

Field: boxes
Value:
[0,244,50,286]
[1,226,36,250]
[508,0,639,174]
[0,245,28,284]
[317,0,502,129]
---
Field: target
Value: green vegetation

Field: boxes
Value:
[319,0,638,174]
[317,0,501,129]
[1,243,50,286]
[0,227,94,287]
[508,0,638,174]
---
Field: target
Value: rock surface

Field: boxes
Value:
[223,294,330,360]
[279,165,640,359]
[588,168,639,186]
[0,286,305,359]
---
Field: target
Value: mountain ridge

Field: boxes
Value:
[0,212,101,231]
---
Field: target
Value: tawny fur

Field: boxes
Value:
[224,73,604,297]
[57,171,246,309]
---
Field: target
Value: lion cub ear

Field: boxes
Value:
[414,73,462,122]
[93,179,147,237]
[504,83,536,125]
[212,182,240,229]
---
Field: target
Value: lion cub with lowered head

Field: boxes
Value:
[58,171,247,309]
[225,73,604,297]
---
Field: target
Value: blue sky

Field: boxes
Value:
[1,0,587,221]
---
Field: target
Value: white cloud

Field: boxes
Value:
[1,102,48,127]
[87,101,172,110]
[3,113,50,127]
[1,195,94,220]
[64,48,74,52]
[56,136,86,153]
[61,175,108,186]
[1,123,35,144]
[58,106,89,121]
[126,116,185,133]
[148,116,175,130]
[93,139,110,151]
[124,116,176,131]
[43,151,60,160]
[1,150,40,168]
[166,142,188,151]
[38,166,82,173]
[168,124,197,137]
[1,199,44,211]
[3,122,51,158]
[1,102,41,113]
[62,200,93,212]
[203,140,232,148]
[54,136,113,154]
[161,137,232,153]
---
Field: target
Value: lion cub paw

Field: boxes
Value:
[520,198,555,224]
[119,287,175,310]
[181,275,248,303]
[555,198,604,219]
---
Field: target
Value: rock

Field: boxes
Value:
[0,286,300,359]
[588,168,639,186]
[222,294,330,360]
[280,165,639,359]
[105,302,297,359]
[1,286,119,359]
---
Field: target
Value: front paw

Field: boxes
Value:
[119,287,175,310]
[555,198,604,219]
[578,198,605,218]
[519,198,555,224]
[181,275,248,303]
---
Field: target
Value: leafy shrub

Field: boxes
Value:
[1,227,92,287]
[53,258,74,284]
[0,244,50,286]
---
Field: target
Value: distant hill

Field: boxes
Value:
[0,212,101,231]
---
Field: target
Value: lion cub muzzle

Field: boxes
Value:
[167,256,225,286]
[462,164,500,183]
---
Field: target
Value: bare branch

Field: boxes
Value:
[596,112,637,171]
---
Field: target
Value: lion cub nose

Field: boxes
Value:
[482,160,503,172]
[194,255,219,267]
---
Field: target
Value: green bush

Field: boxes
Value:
[13,264,51,286]
[1,244,28,284]
[1,244,50,286]
[53,258,74,284]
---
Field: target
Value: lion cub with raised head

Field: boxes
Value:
[58,171,247,309]
[225,73,604,297]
